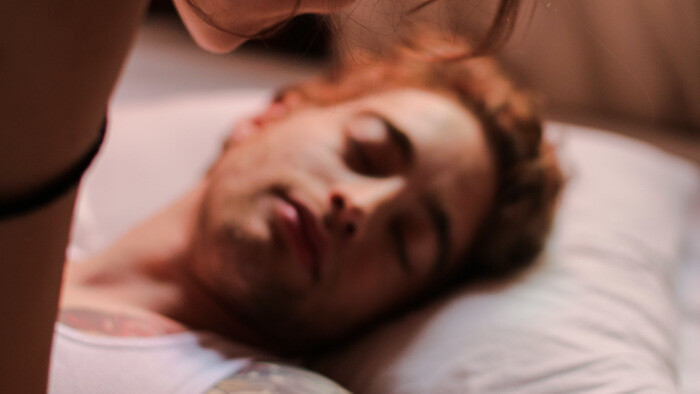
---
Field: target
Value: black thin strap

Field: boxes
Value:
[0,118,107,220]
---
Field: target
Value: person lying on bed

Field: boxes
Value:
[53,32,563,393]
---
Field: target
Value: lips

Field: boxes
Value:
[273,191,326,282]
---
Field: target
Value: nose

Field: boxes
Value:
[324,177,405,238]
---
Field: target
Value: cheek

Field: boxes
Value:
[453,176,496,242]
[405,231,437,274]
[325,239,411,314]
[269,130,344,172]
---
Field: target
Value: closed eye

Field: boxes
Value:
[343,113,414,177]
[372,113,414,164]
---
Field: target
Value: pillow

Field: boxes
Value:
[677,198,700,393]
[311,123,699,393]
[70,94,699,393]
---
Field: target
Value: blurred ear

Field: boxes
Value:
[222,118,261,151]
[221,90,307,152]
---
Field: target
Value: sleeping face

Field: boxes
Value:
[190,88,496,349]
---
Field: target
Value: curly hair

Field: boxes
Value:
[276,29,564,286]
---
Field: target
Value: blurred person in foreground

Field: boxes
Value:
[52,30,563,393]
[0,1,525,391]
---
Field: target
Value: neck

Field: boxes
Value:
[62,183,263,347]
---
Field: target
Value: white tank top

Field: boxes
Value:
[48,324,350,393]
[49,323,264,394]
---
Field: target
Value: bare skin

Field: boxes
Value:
[60,184,264,345]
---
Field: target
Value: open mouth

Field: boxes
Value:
[272,189,325,282]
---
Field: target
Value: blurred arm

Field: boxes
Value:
[0,1,148,392]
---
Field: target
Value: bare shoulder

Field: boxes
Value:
[58,307,186,337]
[206,360,351,394]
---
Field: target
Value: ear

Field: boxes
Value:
[223,91,307,150]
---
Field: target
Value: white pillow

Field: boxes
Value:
[312,123,699,393]
[677,203,700,393]
[70,94,699,393]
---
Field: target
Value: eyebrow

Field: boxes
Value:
[425,197,451,275]
[359,110,415,164]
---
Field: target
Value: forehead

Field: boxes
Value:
[351,89,481,140]
[338,89,486,167]
[334,88,481,137]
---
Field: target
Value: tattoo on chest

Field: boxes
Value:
[58,308,186,337]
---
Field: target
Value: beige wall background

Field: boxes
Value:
[334,0,700,134]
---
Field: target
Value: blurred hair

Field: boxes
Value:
[276,28,564,286]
